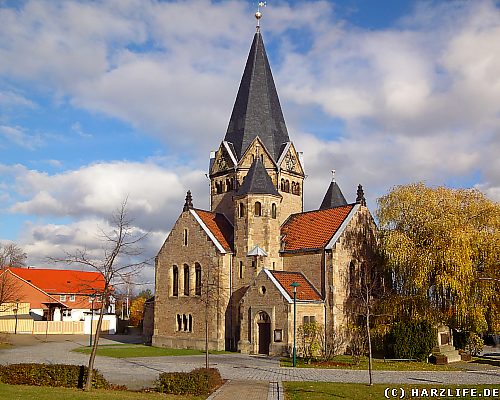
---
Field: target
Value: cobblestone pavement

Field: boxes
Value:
[0,335,499,396]
[207,380,270,400]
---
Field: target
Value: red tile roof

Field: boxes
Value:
[194,209,233,252]
[271,271,322,301]
[281,204,355,251]
[8,267,106,295]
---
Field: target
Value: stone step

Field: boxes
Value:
[432,345,462,363]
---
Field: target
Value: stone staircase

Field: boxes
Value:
[432,344,462,363]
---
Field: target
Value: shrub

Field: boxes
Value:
[0,363,109,389]
[155,368,222,395]
[466,332,484,356]
[297,322,321,362]
[387,321,436,361]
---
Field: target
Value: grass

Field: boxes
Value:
[280,355,460,371]
[73,344,230,358]
[285,382,500,400]
[0,383,206,400]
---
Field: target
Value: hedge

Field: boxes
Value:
[155,368,223,395]
[386,321,437,361]
[0,363,110,389]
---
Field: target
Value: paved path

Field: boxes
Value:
[207,380,270,400]
[0,335,499,397]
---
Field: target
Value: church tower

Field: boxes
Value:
[209,29,304,229]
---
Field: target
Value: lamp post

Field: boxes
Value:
[13,299,20,334]
[290,282,300,368]
[89,294,96,347]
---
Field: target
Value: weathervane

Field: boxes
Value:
[255,1,267,31]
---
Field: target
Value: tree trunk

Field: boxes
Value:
[366,305,373,386]
[205,301,209,369]
[85,290,107,391]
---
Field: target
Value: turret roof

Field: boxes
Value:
[236,157,280,197]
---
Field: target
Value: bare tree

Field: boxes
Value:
[0,243,27,307]
[51,200,150,390]
[0,243,27,268]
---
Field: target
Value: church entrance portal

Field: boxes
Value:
[257,311,271,355]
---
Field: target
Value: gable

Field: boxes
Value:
[278,142,304,177]
[238,136,277,170]
[281,204,358,252]
[210,142,236,176]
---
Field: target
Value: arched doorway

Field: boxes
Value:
[257,311,271,355]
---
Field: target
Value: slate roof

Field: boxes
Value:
[281,204,356,252]
[194,209,234,252]
[236,157,280,196]
[224,31,290,162]
[270,270,322,301]
[319,180,348,209]
[8,267,106,294]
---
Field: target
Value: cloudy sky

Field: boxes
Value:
[1,0,499,291]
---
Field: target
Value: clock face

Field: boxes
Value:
[285,153,296,171]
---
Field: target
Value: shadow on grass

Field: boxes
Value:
[472,357,500,368]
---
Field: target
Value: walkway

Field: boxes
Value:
[0,335,499,398]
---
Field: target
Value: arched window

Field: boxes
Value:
[295,182,301,196]
[183,314,188,331]
[172,265,179,297]
[216,181,223,194]
[184,264,190,296]
[280,178,285,191]
[183,229,188,246]
[260,154,264,163]
[284,180,290,193]
[254,201,262,217]
[195,263,202,296]
[239,261,244,279]
[188,314,193,332]
[271,203,277,219]
[176,314,182,331]
[291,182,296,194]
[239,202,245,218]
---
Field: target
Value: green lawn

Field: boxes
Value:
[0,383,205,400]
[285,382,500,400]
[73,344,230,358]
[281,355,460,371]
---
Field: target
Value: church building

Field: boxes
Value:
[153,22,377,355]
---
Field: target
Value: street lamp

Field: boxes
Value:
[290,282,300,368]
[13,299,20,334]
[89,294,96,347]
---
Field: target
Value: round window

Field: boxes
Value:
[259,286,267,295]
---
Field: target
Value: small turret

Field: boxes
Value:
[356,184,366,206]
[183,190,193,212]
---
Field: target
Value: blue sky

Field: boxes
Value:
[1,0,499,289]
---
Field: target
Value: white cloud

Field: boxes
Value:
[0,125,42,149]
[6,161,207,231]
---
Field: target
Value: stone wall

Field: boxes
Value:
[153,210,231,351]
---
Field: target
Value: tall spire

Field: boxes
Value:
[224,30,290,162]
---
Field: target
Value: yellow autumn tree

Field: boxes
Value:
[129,296,146,327]
[377,183,500,333]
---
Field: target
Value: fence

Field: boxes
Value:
[0,318,111,334]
